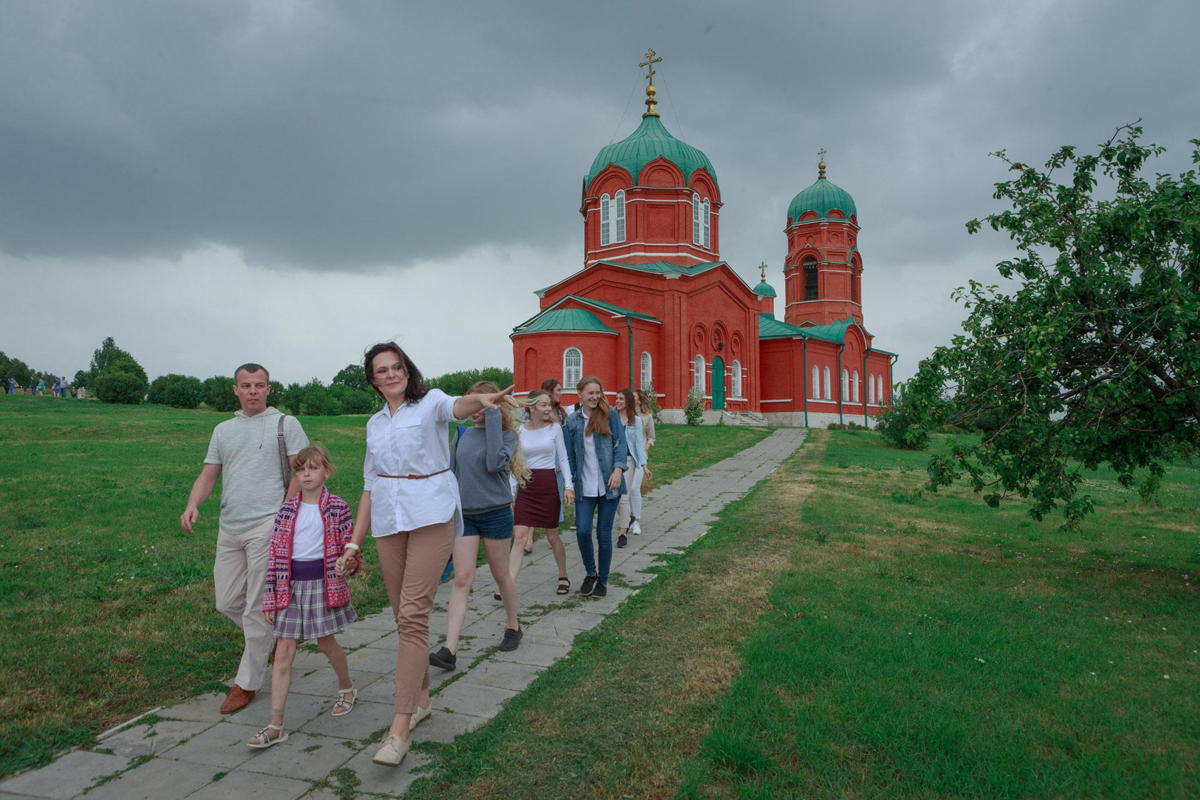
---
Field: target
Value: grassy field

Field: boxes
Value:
[0,394,768,779]
[405,429,1200,798]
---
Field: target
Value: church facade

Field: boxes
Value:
[511,53,896,426]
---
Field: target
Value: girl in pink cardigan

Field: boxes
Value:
[247,445,361,748]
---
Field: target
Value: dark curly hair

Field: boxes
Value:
[363,342,428,404]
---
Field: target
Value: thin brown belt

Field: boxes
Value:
[377,468,451,480]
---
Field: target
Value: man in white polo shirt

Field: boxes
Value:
[180,363,308,713]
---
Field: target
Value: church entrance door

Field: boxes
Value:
[712,356,726,410]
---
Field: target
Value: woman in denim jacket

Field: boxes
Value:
[563,376,627,598]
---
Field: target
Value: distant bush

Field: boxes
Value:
[297,379,342,417]
[685,387,704,426]
[875,382,930,451]
[641,383,662,423]
[201,376,240,412]
[148,374,203,409]
[330,384,379,415]
[95,357,148,404]
[427,367,514,396]
[85,337,147,391]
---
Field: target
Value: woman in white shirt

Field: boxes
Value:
[508,389,575,594]
[338,342,516,768]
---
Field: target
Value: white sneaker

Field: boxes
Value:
[631,520,641,535]
[372,733,409,766]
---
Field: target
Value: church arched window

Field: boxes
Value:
[803,257,819,301]
[852,371,859,403]
[640,351,652,389]
[702,198,711,248]
[877,375,885,404]
[868,373,875,404]
[692,193,701,244]
[731,360,742,397]
[842,369,849,401]
[822,367,831,400]
[812,365,820,399]
[600,194,611,246]
[694,354,705,395]
[615,190,626,243]
[851,266,861,304]
[563,348,582,388]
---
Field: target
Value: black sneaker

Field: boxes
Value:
[591,581,608,598]
[580,574,598,596]
[617,533,628,548]
[429,646,457,671]
[498,626,523,652]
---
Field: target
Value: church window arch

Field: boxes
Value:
[877,375,885,404]
[640,351,652,390]
[852,370,860,403]
[812,365,820,399]
[842,369,849,401]
[804,257,819,301]
[692,193,701,244]
[702,198,711,248]
[694,354,705,395]
[600,194,611,246]
[822,367,831,400]
[564,348,582,388]
[868,372,875,404]
[731,360,742,398]
[615,190,626,243]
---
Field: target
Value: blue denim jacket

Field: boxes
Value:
[564,407,628,500]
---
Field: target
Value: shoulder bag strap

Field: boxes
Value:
[277,415,292,489]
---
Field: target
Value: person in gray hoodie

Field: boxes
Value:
[429,381,527,670]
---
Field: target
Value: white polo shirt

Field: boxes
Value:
[363,389,465,537]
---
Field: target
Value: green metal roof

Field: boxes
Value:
[514,308,616,335]
[586,115,719,192]
[758,314,848,344]
[592,259,726,276]
[787,177,858,224]
[752,280,776,298]
[567,296,661,323]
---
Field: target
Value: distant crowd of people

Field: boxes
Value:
[181,346,657,769]
[4,376,83,398]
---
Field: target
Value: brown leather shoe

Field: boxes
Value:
[220,684,256,714]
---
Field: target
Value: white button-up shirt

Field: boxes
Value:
[581,432,606,497]
[363,389,465,537]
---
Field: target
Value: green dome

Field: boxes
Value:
[753,280,776,298]
[587,114,718,191]
[787,176,857,224]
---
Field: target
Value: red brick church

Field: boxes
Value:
[511,51,896,425]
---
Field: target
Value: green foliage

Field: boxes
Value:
[329,384,379,415]
[147,374,203,409]
[86,337,146,388]
[874,382,931,451]
[684,386,704,426]
[641,383,663,423]
[200,376,239,412]
[427,367,514,396]
[0,352,32,386]
[297,378,341,416]
[277,382,303,415]
[331,363,370,393]
[95,357,148,405]
[907,125,1200,527]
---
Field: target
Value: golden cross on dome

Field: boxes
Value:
[818,148,827,179]
[640,48,663,116]
[759,261,768,282]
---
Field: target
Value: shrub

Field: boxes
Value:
[298,379,342,417]
[201,376,240,412]
[875,382,930,450]
[330,384,378,415]
[95,357,148,404]
[685,387,704,426]
[148,374,203,409]
[641,383,663,423]
[86,337,147,389]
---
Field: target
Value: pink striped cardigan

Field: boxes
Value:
[262,488,357,612]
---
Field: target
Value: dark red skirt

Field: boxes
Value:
[514,468,561,528]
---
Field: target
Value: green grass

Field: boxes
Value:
[401,429,1200,798]
[0,395,765,779]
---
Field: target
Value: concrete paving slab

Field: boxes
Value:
[431,681,519,719]
[83,756,215,800]
[157,692,228,724]
[338,747,430,797]
[409,709,490,744]
[159,721,263,770]
[346,646,404,674]
[489,640,571,668]
[0,750,129,799]
[97,718,215,758]
[237,731,356,781]
[296,699,395,740]
[187,768,311,799]
[456,660,542,693]
[289,667,385,699]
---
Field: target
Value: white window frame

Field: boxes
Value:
[640,351,652,389]
[877,375,885,403]
[564,347,582,388]
[868,373,875,404]
[841,369,849,401]
[692,193,701,244]
[615,190,626,243]
[731,360,742,398]
[600,193,611,246]
[823,367,831,400]
[702,198,711,248]
[852,371,860,403]
[812,365,820,399]
[693,354,705,395]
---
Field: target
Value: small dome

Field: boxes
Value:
[753,279,776,298]
[787,175,857,224]
[587,115,718,191]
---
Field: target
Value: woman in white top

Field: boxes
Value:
[508,389,575,593]
[338,342,516,768]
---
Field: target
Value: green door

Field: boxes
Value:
[712,356,726,410]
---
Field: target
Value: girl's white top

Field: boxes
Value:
[293,502,324,560]
[363,388,465,537]
[520,423,573,485]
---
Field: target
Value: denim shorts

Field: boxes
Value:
[461,506,514,540]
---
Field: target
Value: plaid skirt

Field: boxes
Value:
[273,578,357,641]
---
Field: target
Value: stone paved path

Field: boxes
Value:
[2,429,807,800]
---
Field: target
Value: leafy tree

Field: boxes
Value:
[329,384,379,415]
[87,337,146,388]
[201,376,240,412]
[427,367,514,396]
[684,387,704,426]
[278,382,304,415]
[0,352,32,387]
[908,125,1200,527]
[148,374,203,409]
[874,381,931,451]
[331,363,370,393]
[95,356,148,404]
[298,379,342,416]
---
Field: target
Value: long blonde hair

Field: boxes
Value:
[467,381,530,487]
[576,376,611,437]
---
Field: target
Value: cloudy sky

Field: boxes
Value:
[2,0,1198,387]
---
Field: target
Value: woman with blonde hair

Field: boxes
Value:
[563,376,627,598]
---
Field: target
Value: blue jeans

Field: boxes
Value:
[575,494,618,584]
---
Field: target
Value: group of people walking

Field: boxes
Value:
[180,345,656,769]
[4,375,76,396]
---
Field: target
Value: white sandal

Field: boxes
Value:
[247,723,288,749]
[331,687,357,717]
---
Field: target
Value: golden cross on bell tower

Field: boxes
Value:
[639,48,663,117]
[818,148,827,179]
[759,261,768,282]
